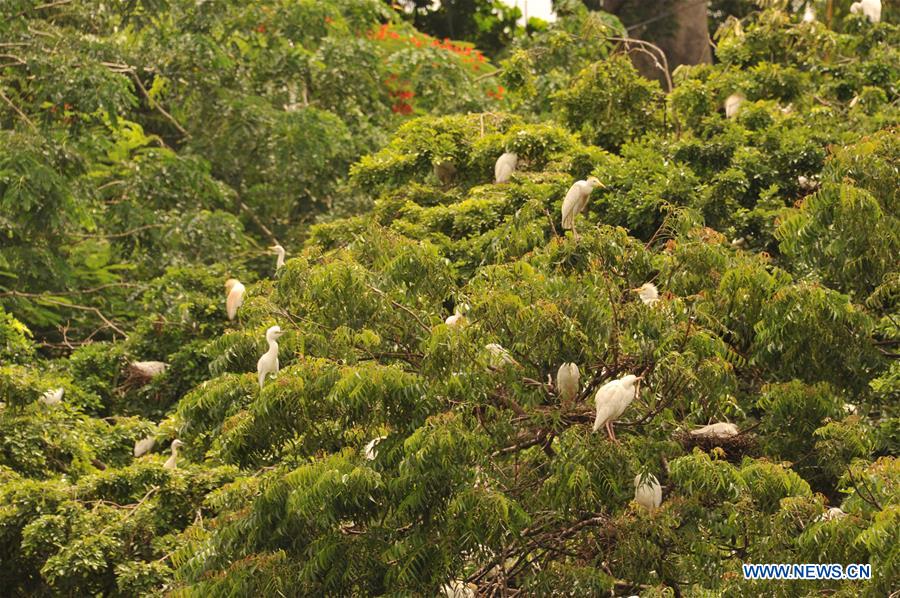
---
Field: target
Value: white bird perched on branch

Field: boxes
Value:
[134,435,156,458]
[690,422,739,439]
[363,436,386,461]
[850,0,881,22]
[445,310,467,327]
[634,473,663,511]
[164,439,184,470]
[725,92,744,119]
[225,278,245,321]
[270,244,286,271]
[40,388,64,406]
[494,152,518,184]
[257,325,284,389]
[817,507,847,522]
[561,176,604,237]
[802,3,816,22]
[441,580,476,598]
[631,282,659,306]
[593,374,642,442]
[485,343,519,368]
[556,363,580,407]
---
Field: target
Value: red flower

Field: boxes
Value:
[255,24,266,33]
[325,16,333,24]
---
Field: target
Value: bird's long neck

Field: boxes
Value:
[267,339,279,354]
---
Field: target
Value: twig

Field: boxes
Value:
[0,88,35,128]
[3,290,128,338]
[14,0,72,18]
[366,284,432,333]
[129,71,190,137]
[238,201,279,246]
[73,223,165,239]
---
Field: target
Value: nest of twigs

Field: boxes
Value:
[674,430,758,461]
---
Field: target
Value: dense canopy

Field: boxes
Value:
[1,1,898,596]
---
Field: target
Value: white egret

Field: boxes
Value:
[40,388,64,406]
[592,374,642,442]
[257,325,284,389]
[485,343,519,368]
[634,473,663,511]
[802,3,816,22]
[731,237,748,249]
[130,361,168,378]
[441,581,476,598]
[690,422,739,439]
[725,92,744,119]
[556,363,580,407]
[494,152,518,184]
[434,160,457,186]
[561,176,604,237]
[363,436,386,460]
[164,439,184,470]
[843,403,858,415]
[225,278,246,321]
[270,244,286,270]
[134,435,156,458]
[445,311,467,327]
[631,282,659,306]
[850,0,881,22]
[817,507,847,522]
[797,175,819,191]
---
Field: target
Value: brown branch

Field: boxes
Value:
[129,71,190,137]
[366,284,431,334]
[607,37,673,92]
[3,290,128,338]
[14,0,72,18]
[72,223,165,239]
[238,201,279,246]
[0,88,36,128]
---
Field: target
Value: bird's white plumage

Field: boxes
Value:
[225,278,246,321]
[485,343,517,367]
[561,177,603,231]
[445,312,466,327]
[556,363,580,404]
[633,282,659,306]
[270,244,286,270]
[592,374,641,436]
[802,4,815,22]
[134,435,156,457]
[817,507,847,522]
[257,325,284,389]
[164,439,184,470]
[850,0,881,22]
[494,152,518,184]
[843,403,858,415]
[40,388,64,406]
[363,436,386,460]
[131,361,168,377]
[725,93,744,119]
[690,422,739,439]
[634,473,663,511]
[441,581,476,598]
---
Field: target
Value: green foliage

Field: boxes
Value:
[553,55,665,150]
[1,2,898,596]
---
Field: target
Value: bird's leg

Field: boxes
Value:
[607,421,620,444]
[572,221,579,239]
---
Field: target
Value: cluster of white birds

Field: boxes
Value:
[132,437,185,470]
